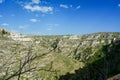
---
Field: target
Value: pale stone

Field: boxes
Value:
[69,35,79,40]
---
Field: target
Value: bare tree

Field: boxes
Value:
[0,43,56,80]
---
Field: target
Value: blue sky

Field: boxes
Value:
[0,0,120,35]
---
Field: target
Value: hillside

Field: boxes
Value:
[0,29,120,80]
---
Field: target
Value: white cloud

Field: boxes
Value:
[60,4,69,9]
[47,24,59,27]
[16,1,24,6]
[54,24,59,26]
[30,18,39,22]
[32,0,40,4]
[0,0,4,3]
[46,24,59,31]
[42,1,48,4]
[47,28,52,31]
[1,23,9,26]
[24,4,53,13]
[118,4,120,7]
[70,5,73,8]
[19,25,29,29]
[19,26,25,29]
[11,14,15,16]
[0,15,3,17]
[76,5,80,9]
[16,0,53,13]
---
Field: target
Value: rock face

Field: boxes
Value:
[0,28,7,34]
[107,74,120,80]
[0,28,4,31]
[9,32,32,41]
[69,35,79,39]
[0,28,32,41]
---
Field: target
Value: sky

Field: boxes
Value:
[0,0,120,35]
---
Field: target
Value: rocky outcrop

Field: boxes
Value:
[107,74,120,80]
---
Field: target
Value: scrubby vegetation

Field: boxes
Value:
[0,29,120,80]
[59,39,120,80]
